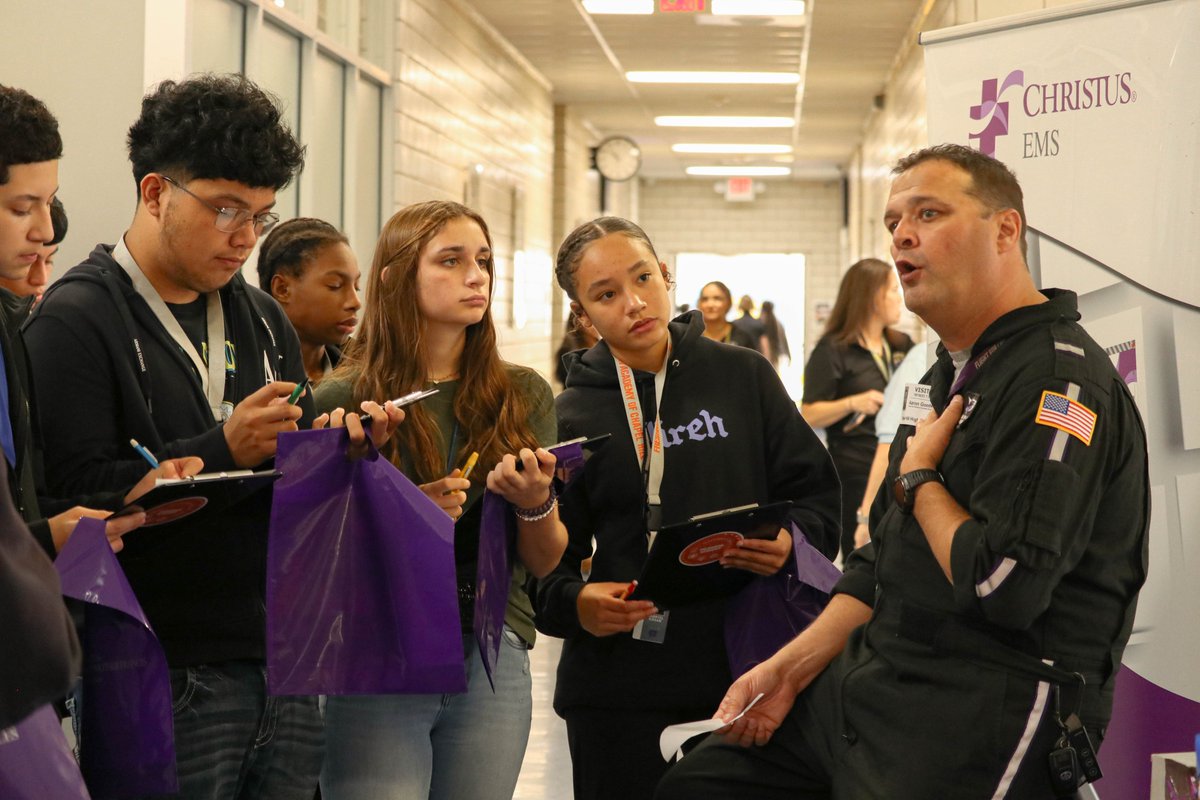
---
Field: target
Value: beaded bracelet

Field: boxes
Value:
[514,487,557,522]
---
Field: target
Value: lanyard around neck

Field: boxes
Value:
[114,239,227,421]
[866,336,893,383]
[948,342,1001,397]
[613,342,670,511]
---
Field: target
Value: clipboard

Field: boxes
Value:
[116,470,282,528]
[628,501,792,609]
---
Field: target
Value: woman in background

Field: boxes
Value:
[759,300,791,371]
[317,200,566,800]
[554,310,599,386]
[697,280,757,349]
[801,258,911,562]
[257,217,361,385]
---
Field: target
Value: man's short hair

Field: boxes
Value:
[893,143,1027,260]
[127,74,305,194]
[0,85,62,185]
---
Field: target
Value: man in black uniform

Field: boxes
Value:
[655,144,1149,799]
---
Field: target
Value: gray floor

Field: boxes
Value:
[513,635,574,800]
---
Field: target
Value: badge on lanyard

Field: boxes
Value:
[632,611,670,644]
[900,383,934,427]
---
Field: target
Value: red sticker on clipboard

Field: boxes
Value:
[143,497,208,527]
[678,531,743,566]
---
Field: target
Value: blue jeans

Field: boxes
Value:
[166,660,324,800]
[320,628,533,800]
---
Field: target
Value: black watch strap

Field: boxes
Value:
[893,469,943,514]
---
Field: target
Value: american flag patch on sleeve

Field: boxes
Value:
[1034,390,1097,445]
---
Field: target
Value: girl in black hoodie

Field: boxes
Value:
[535,217,841,800]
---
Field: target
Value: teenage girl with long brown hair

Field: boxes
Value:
[317,200,566,800]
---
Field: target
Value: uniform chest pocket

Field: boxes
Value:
[938,429,988,502]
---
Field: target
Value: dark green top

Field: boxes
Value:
[315,364,557,645]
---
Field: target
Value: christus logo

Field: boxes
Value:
[969,70,1025,157]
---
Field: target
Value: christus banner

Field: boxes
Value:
[923,2,1200,797]
[922,0,1200,308]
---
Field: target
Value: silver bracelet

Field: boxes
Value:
[514,488,557,522]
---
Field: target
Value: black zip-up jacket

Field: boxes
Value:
[0,287,122,557]
[823,290,1148,794]
[537,311,840,713]
[24,244,313,667]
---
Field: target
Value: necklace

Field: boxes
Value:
[428,372,459,384]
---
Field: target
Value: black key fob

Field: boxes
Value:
[1047,741,1080,797]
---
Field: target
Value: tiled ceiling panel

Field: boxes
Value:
[462,0,923,178]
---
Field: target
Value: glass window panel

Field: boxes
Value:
[189,0,245,75]
[353,77,382,263]
[257,22,303,219]
[309,53,345,227]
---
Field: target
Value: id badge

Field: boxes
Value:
[632,610,669,644]
[900,383,933,426]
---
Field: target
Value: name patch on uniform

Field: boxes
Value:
[1034,391,1096,445]
[900,383,934,427]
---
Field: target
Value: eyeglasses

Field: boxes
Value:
[160,175,280,235]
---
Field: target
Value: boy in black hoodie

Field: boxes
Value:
[24,75,322,799]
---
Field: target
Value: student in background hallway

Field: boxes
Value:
[759,300,790,372]
[852,343,927,549]
[318,200,566,800]
[800,259,911,562]
[656,144,1148,800]
[697,280,757,349]
[258,217,361,386]
[732,293,767,354]
[554,310,599,387]
[537,216,840,800]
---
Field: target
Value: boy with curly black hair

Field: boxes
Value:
[25,74,324,799]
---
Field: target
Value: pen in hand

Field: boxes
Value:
[130,438,160,469]
[287,380,308,405]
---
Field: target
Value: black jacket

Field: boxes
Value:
[0,457,80,728]
[24,244,313,666]
[826,291,1148,793]
[537,311,840,713]
[0,288,121,557]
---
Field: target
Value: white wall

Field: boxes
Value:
[0,0,151,273]
[637,178,843,359]
[392,0,557,377]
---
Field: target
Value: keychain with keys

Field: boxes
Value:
[1047,679,1102,796]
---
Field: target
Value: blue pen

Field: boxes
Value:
[130,438,160,469]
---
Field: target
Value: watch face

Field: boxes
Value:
[595,136,641,182]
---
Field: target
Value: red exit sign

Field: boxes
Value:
[661,0,705,10]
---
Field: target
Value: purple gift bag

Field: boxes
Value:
[475,491,515,689]
[267,427,466,696]
[55,517,176,799]
[724,523,841,678]
[0,705,90,799]
[474,440,587,687]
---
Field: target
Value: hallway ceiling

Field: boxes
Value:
[461,0,922,179]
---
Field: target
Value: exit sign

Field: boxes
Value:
[661,0,705,10]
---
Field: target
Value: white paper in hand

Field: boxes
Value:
[658,692,764,762]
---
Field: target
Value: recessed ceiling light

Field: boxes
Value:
[627,71,799,85]
[673,143,794,154]
[656,116,793,128]
[686,166,793,176]
[583,0,654,14]
[711,0,805,15]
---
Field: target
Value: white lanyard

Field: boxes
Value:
[614,342,670,520]
[113,238,227,421]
